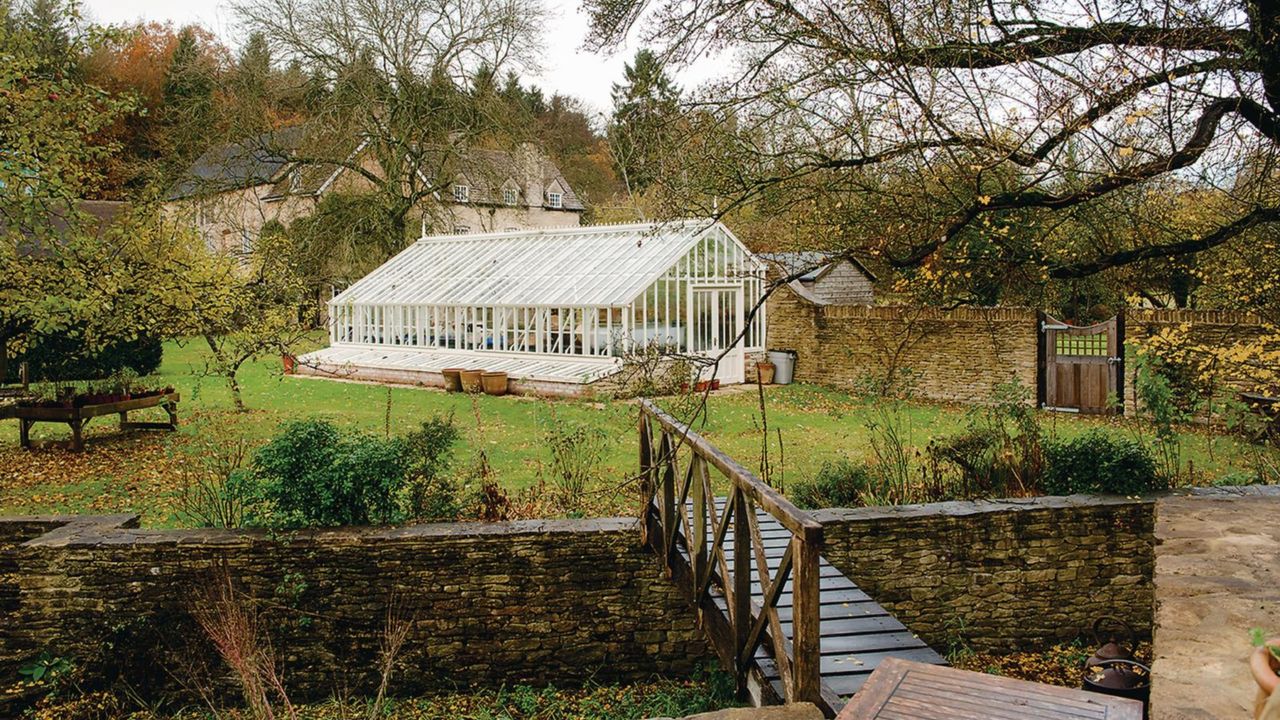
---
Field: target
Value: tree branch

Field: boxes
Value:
[897,22,1250,69]
[1048,205,1280,278]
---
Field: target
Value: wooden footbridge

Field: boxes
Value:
[638,400,944,717]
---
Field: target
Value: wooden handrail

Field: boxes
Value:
[638,398,825,709]
[638,399,823,544]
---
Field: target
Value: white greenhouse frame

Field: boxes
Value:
[302,220,767,389]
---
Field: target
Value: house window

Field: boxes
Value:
[503,188,518,206]
[547,191,563,209]
[454,225,470,235]
[288,168,302,193]
[453,184,470,203]
[240,230,254,255]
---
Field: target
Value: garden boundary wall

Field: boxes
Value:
[815,495,1156,653]
[767,288,1275,409]
[0,515,711,708]
[1122,308,1273,415]
[766,286,1040,404]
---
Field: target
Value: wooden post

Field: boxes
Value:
[69,418,85,452]
[732,490,752,692]
[691,456,708,596]
[18,418,30,449]
[791,535,821,705]
[639,413,653,546]
[660,432,676,571]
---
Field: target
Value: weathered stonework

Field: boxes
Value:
[0,515,711,705]
[1122,307,1274,415]
[767,286,1039,404]
[814,495,1156,652]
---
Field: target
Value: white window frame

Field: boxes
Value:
[453,184,470,203]
[454,225,470,235]
[503,187,518,206]
[547,191,563,209]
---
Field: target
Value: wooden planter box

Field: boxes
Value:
[14,391,179,452]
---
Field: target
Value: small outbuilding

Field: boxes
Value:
[760,251,876,305]
[297,219,767,396]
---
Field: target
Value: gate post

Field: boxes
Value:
[1115,310,1126,415]
[1035,310,1047,408]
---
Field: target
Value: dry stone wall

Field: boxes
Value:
[766,286,1039,404]
[1122,308,1275,414]
[0,515,711,704]
[814,495,1156,652]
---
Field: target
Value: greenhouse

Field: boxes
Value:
[297,219,768,396]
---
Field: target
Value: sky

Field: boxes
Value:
[82,0,715,118]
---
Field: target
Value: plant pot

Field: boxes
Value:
[282,354,296,374]
[441,368,466,392]
[756,361,776,384]
[1253,638,1280,719]
[481,372,509,396]
[459,369,484,394]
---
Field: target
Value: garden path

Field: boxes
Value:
[1150,488,1280,720]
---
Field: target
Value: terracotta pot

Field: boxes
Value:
[441,368,465,392]
[756,362,776,384]
[1253,638,1280,719]
[481,371,509,396]
[459,369,484,393]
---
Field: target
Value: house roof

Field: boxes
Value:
[264,143,586,211]
[6,199,130,257]
[331,219,753,308]
[758,251,878,283]
[166,127,304,200]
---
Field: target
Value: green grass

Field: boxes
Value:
[0,338,1273,525]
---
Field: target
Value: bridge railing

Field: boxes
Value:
[638,399,824,706]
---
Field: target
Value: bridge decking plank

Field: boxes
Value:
[678,499,945,715]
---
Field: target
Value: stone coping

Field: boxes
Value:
[811,485,1280,524]
[3,514,639,548]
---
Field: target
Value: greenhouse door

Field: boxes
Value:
[689,286,745,384]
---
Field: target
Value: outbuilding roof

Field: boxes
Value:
[331,219,750,308]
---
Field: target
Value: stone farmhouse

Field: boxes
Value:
[164,127,585,256]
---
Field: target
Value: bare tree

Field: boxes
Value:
[586,0,1280,296]
[231,0,548,235]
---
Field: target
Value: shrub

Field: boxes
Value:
[251,419,410,527]
[175,429,257,528]
[929,378,1046,498]
[401,416,462,521]
[1044,430,1163,496]
[791,460,877,509]
[7,332,162,382]
[540,407,611,510]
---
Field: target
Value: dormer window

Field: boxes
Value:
[547,191,563,209]
[503,188,518,206]
[453,184,470,203]
[288,167,302,193]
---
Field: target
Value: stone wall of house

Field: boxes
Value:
[1122,308,1274,414]
[0,515,710,705]
[815,495,1156,653]
[766,285,1040,403]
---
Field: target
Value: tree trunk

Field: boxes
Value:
[204,334,247,412]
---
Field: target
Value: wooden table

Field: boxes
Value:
[837,658,1144,719]
[13,391,179,452]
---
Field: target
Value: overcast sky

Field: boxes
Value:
[83,0,713,118]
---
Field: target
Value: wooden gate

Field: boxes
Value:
[1042,314,1123,414]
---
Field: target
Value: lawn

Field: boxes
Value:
[0,338,1273,525]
